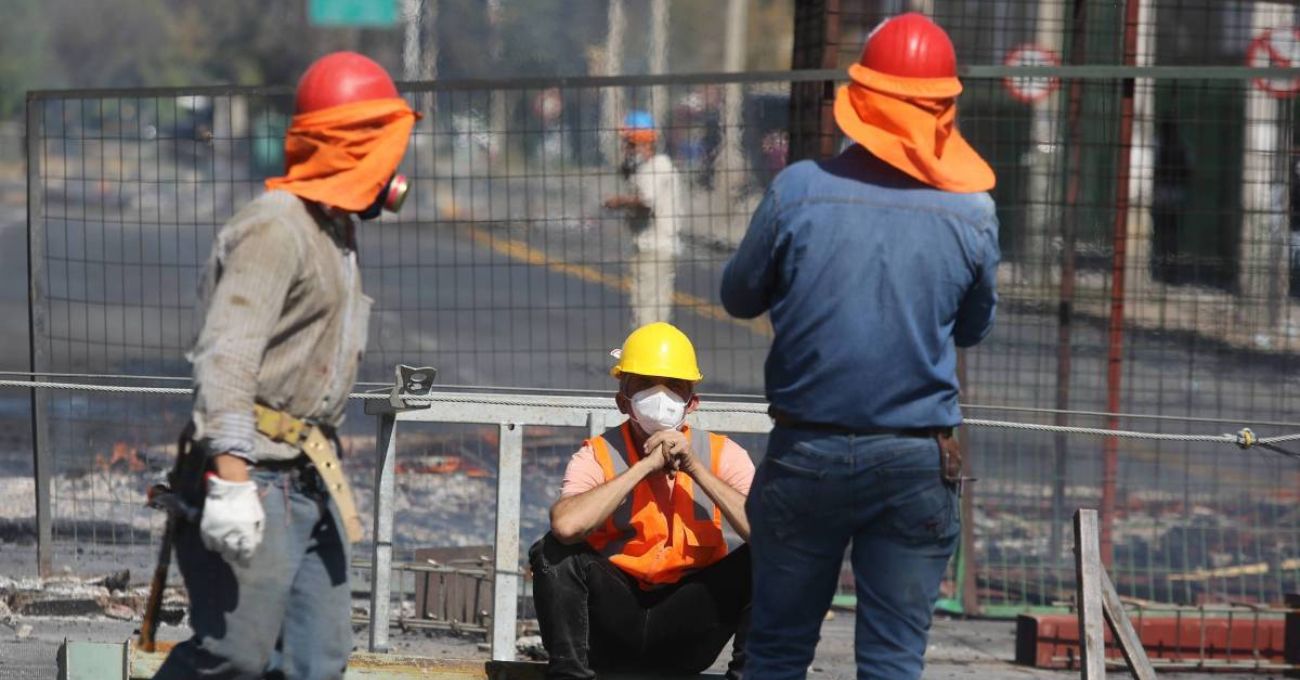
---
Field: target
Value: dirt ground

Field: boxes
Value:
[0,611,1275,680]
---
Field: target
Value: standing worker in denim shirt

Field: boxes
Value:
[720,14,999,680]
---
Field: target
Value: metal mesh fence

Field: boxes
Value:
[807,0,1269,69]
[13,57,1300,614]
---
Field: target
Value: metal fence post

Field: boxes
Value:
[25,94,52,577]
[369,412,398,653]
[491,422,523,661]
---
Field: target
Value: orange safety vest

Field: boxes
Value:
[585,422,738,587]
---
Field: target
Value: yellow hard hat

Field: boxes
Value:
[610,322,703,382]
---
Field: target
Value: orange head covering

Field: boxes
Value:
[832,13,995,193]
[265,99,418,212]
[265,52,420,212]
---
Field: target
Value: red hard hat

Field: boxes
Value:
[295,52,399,114]
[859,13,957,79]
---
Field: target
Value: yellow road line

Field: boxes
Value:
[462,224,772,338]
[1167,562,1271,582]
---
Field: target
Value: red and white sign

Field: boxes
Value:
[1003,44,1062,104]
[1247,27,1300,98]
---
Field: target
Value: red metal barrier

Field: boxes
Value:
[1016,611,1290,671]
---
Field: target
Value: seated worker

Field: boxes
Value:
[530,322,754,680]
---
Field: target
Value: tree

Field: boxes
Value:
[0,0,60,117]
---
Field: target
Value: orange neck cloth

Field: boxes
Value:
[833,64,995,193]
[265,98,418,212]
[621,129,658,146]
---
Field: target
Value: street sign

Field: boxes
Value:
[1003,44,1062,104]
[1247,27,1300,99]
[309,0,399,27]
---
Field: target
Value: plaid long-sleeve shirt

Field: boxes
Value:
[188,190,372,462]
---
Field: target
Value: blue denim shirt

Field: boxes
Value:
[721,145,999,430]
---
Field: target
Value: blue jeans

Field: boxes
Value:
[745,427,960,680]
[153,465,353,680]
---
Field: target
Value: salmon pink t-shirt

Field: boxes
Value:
[560,426,755,497]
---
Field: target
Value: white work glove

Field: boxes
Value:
[200,475,265,568]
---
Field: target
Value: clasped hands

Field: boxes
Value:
[641,429,700,479]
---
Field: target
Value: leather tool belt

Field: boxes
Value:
[769,407,965,488]
[254,403,364,543]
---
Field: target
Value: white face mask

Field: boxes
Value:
[629,385,687,433]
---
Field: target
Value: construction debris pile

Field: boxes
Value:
[0,572,185,636]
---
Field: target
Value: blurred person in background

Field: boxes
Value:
[721,14,999,680]
[154,52,418,680]
[604,111,685,330]
[531,322,753,680]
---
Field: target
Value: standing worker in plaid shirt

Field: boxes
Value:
[153,52,418,680]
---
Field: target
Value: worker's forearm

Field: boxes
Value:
[550,460,654,543]
[688,464,750,542]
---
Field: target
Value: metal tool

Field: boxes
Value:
[136,426,199,652]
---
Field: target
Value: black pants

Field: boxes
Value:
[529,533,751,680]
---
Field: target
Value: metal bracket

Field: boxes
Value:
[363,364,437,415]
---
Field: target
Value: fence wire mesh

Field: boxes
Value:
[14,37,1300,615]
[804,0,1274,69]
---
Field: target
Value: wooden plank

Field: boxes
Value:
[127,644,494,679]
[1099,570,1157,680]
[487,662,723,680]
[118,644,723,680]
[1074,509,1107,680]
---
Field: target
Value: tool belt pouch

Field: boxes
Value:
[936,430,962,485]
[301,428,365,543]
[255,404,365,543]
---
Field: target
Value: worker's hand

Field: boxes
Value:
[602,196,623,210]
[638,441,674,477]
[200,475,265,568]
[644,429,698,477]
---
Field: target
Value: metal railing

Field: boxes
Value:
[362,388,771,659]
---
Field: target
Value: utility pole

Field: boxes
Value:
[488,0,507,161]
[1047,0,1083,568]
[1125,0,1157,311]
[908,0,934,14]
[720,0,748,199]
[401,0,438,114]
[602,0,627,163]
[402,0,421,82]
[650,0,670,129]
[1239,3,1295,341]
[1024,0,1066,284]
